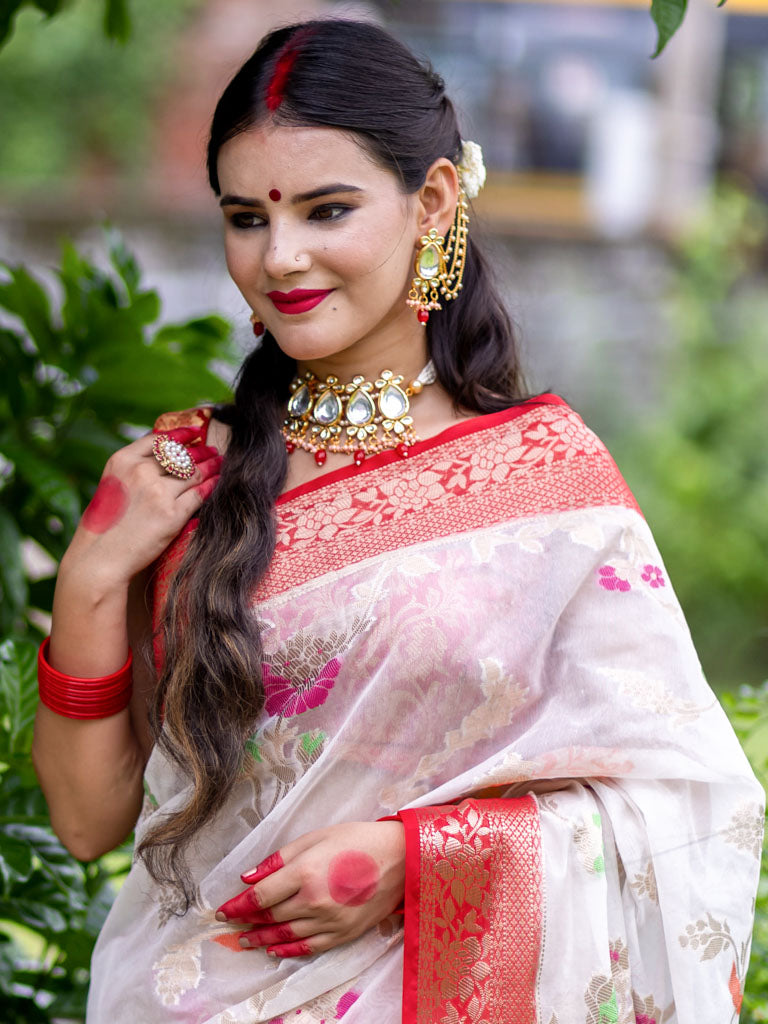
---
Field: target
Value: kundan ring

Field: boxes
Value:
[152,435,196,480]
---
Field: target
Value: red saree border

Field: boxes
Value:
[260,400,639,597]
[276,394,567,508]
[148,398,641,606]
[399,797,543,1024]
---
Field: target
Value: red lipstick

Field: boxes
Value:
[266,288,334,314]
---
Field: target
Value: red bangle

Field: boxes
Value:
[37,638,133,720]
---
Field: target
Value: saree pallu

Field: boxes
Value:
[87,396,763,1024]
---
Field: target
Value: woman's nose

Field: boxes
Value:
[262,224,311,278]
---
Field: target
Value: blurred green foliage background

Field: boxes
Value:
[0,0,199,193]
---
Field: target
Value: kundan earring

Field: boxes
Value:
[250,312,265,337]
[407,140,486,326]
[407,188,469,326]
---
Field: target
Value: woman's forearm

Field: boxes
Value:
[32,553,147,861]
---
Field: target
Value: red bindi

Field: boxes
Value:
[327,850,379,907]
[81,475,129,534]
[269,188,282,202]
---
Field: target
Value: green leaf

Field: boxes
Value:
[1,440,81,534]
[300,730,326,758]
[0,0,64,48]
[0,509,27,632]
[153,316,235,362]
[87,349,231,421]
[0,263,56,359]
[0,824,89,925]
[244,738,262,762]
[103,0,131,43]
[0,638,38,758]
[0,769,50,821]
[0,830,35,892]
[650,0,688,58]
[0,327,36,419]
[26,575,55,613]
[107,228,141,298]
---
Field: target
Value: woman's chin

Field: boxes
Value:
[270,328,364,367]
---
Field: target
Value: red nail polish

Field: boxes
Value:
[241,851,284,884]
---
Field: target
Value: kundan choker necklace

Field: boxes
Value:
[283,361,437,466]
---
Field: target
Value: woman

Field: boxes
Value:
[33,19,762,1024]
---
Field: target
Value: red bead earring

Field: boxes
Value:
[250,312,265,337]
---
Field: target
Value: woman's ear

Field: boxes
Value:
[415,158,460,239]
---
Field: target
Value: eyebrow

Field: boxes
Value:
[219,184,364,207]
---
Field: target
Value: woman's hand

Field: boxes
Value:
[61,427,222,587]
[215,821,406,958]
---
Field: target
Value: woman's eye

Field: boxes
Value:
[310,204,349,222]
[230,212,265,229]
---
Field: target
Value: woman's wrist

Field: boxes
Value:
[38,637,133,720]
[57,546,133,604]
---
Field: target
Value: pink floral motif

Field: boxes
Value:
[641,564,665,588]
[636,1016,656,1024]
[597,566,631,592]
[335,990,359,1018]
[262,657,341,718]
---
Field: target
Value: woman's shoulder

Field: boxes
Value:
[477,394,641,518]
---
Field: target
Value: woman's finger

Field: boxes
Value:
[188,445,220,464]
[173,457,221,509]
[266,939,314,959]
[241,850,285,885]
[216,885,261,922]
[156,426,203,444]
[194,474,221,502]
[216,869,300,922]
[266,933,340,958]
[191,455,224,484]
[238,918,315,948]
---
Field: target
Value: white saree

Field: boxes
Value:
[86,396,763,1024]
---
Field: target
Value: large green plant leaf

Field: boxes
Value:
[0,1,64,47]
[1,440,81,535]
[0,510,27,632]
[86,348,231,421]
[0,264,56,359]
[0,0,132,49]
[0,824,88,922]
[650,0,688,57]
[103,0,131,42]
[0,638,38,759]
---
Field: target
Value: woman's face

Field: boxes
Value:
[216,123,427,378]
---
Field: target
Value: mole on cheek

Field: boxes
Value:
[269,188,282,202]
[327,850,379,907]
[81,475,129,534]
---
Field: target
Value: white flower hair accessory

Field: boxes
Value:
[456,140,486,199]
